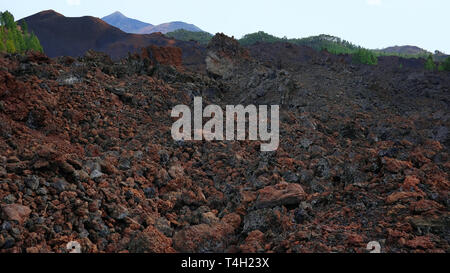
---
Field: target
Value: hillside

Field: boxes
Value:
[376,45,430,56]
[101,11,152,34]
[239,32,360,54]
[166,29,213,45]
[238,31,450,61]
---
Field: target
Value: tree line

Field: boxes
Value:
[0,10,43,54]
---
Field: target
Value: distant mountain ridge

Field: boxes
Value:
[101,11,203,34]
[137,21,203,34]
[375,45,431,56]
[233,31,448,58]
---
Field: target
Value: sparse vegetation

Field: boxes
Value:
[166,29,213,45]
[0,10,43,54]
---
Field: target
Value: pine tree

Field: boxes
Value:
[438,57,450,72]
[0,10,45,54]
[29,33,43,52]
[0,26,5,41]
[425,54,435,71]
[1,11,16,29]
[5,39,15,53]
[371,53,378,65]
[13,29,25,52]
[352,49,378,65]
[19,20,28,34]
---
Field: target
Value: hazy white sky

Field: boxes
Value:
[2,0,449,53]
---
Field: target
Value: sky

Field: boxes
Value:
[2,0,449,53]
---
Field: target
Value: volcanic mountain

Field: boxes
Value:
[101,11,152,34]
[21,10,206,67]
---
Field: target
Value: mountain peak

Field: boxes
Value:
[109,11,125,17]
[35,9,64,18]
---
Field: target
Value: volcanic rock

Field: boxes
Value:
[2,204,32,225]
[255,183,307,209]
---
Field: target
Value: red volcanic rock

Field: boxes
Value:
[24,51,51,64]
[141,45,183,67]
[382,157,413,173]
[168,164,185,179]
[386,192,422,204]
[402,175,420,191]
[0,71,20,97]
[221,213,241,230]
[35,144,59,160]
[206,33,251,78]
[404,236,435,250]
[239,230,265,253]
[207,33,250,61]
[2,204,32,224]
[0,33,449,253]
[255,183,306,209]
[346,233,365,247]
[410,199,444,213]
[128,226,175,253]
[173,215,240,252]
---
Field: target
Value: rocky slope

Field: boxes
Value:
[0,34,449,253]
